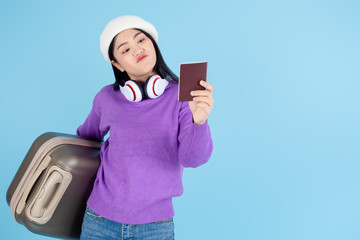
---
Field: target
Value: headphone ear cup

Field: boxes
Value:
[144,75,169,99]
[120,80,145,102]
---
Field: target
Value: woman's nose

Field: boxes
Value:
[134,47,144,56]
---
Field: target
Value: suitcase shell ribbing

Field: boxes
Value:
[6,132,102,239]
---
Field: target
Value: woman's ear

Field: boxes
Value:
[111,60,125,72]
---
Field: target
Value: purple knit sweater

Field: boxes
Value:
[76,81,213,224]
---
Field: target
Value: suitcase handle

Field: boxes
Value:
[30,171,63,218]
[26,165,72,224]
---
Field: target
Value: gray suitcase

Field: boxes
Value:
[6,132,102,239]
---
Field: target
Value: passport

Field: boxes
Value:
[178,61,208,102]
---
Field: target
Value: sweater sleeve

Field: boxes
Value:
[178,101,214,168]
[76,92,108,142]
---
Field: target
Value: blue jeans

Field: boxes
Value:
[80,206,175,240]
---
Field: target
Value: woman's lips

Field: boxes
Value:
[137,55,148,63]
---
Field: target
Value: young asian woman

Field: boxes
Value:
[76,15,214,240]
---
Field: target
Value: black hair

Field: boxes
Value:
[108,28,178,90]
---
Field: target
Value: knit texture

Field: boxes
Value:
[76,81,213,224]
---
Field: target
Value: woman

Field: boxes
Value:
[77,15,214,240]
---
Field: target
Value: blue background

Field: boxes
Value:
[1,0,359,239]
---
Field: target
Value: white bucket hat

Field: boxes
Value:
[100,15,158,62]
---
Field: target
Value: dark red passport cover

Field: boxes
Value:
[178,61,208,102]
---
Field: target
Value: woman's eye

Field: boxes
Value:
[122,48,129,54]
[138,38,145,43]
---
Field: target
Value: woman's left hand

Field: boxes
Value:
[189,80,215,125]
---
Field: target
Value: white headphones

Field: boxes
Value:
[120,75,169,102]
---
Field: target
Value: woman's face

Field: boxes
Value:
[111,28,157,82]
